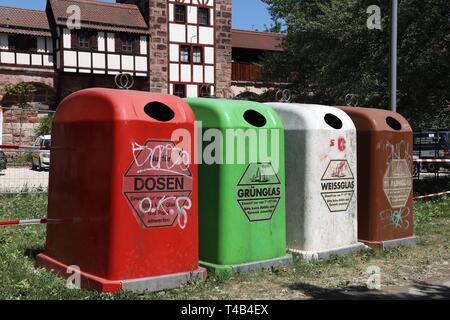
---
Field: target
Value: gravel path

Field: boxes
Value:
[0,167,49,193]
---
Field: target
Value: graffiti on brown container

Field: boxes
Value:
[386,140,413,164]
[383,141,413,209]
[380,207,411,230]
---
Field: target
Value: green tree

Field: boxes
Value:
[261,0,450,129]
[264,17,285,33]
[4,83,37,109]
[34,114,53,138]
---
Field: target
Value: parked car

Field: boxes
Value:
[31,135,51,171]
[0,150,7,172]
[413,130,450,173]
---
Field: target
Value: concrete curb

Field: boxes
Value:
[122,268,207,293]
[289,242,368,261]
[201,255,293,275]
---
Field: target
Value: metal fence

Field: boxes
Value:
[413,160,450,181]
[0,107,54,194]
[0,105,448,194]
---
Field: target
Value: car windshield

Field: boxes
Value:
[42,139,51,148]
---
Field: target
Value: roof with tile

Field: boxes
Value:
[232,29,284,52]
[47,0,149,34]
[0,6,52,37]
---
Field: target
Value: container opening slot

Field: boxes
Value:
[324,113,343,130]
[243,110,267,127]
[144,102,175,122]
[386,116,402,131]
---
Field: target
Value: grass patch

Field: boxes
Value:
[0,194,449,299]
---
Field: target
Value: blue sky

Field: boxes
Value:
[0,0,272,30]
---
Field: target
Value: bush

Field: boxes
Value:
[34,114,53,138]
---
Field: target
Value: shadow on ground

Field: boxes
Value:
[25,246,45,259]
[287,281,450,300]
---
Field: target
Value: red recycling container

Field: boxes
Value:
[37,88,205,292]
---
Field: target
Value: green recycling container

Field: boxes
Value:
[185,98,292,275]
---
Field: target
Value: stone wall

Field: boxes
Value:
[215,0,233,98]
[1,108,47,146]
[0,67,55,146]
[0,67,54,105]
[148,0,169,93]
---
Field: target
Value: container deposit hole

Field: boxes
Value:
[324,113,343,129]
[386,116,402,131]
[144,102,175,122]
[243,110,267,127]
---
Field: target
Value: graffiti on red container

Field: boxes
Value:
[132,142,191,176]
[124,140,193,229]
[138,195,192,230]
[380,207,411,230]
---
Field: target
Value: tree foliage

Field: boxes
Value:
[4,83,37,109]
[34,114,53,138]
[261,0,450,129]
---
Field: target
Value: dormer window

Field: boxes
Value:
[175,5,186,23]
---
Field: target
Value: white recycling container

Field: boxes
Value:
[266,103,366,260]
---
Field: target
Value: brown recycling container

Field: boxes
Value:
[339,107,419,249]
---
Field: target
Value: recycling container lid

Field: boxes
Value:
[185,98,283,129]
[55,88,195,124]
[338,106,412,132]
[266,103,355,131]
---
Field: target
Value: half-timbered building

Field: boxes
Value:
[0,0,286,107]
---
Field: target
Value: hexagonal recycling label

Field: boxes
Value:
[383,159,412,208]
[320,160,355,212]
[236,162,281,222]
[123,140,192,229]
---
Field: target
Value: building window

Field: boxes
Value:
[79,32,90,49]
[175,5,186,23]
[8,35,37,51]
[122,38,133,53]
[193,47,203,64]
[180,46,190,63]
[199,85,211,98]
[174,84,186,98]
[198,8,209,26]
